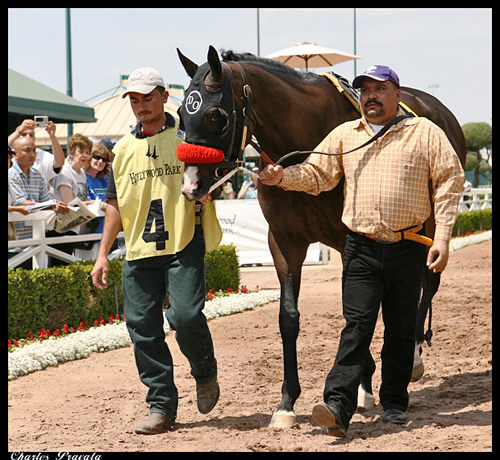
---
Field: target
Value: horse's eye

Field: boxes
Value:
[204,108,229,134]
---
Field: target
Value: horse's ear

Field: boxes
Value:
[207,45,223,82]
[177,48,198,79]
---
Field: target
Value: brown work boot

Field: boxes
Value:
[312,402,348,438]
[196,375,220,414]
[135,412,175,435]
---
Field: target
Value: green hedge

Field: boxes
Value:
[205,244,240,292]
[8,245,240,341]
[452,209,492,237]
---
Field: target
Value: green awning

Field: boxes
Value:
[8,68,96,124]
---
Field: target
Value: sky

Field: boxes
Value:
[8,8,491,126]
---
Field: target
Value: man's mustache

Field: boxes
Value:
[364,99,383,109]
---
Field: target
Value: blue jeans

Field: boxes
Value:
[122,226,217,418]
[324,231,427,428]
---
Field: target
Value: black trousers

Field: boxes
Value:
[324,231,427,428]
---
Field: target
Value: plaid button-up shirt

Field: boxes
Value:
[8,159,53,239]
[279,112,464,242]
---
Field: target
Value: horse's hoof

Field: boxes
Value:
[411,343,424,382]
[411,361,424,382]
[269,410,297,428]
[357,385,376,411]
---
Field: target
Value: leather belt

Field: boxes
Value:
[356,225,434,247]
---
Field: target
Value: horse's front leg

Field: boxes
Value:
[267,230,308,428]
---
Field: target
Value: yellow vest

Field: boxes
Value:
[112,126,221,261]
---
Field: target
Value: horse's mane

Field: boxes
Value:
[220,50,320,82]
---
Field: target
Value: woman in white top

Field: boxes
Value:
[49,134,94,266]
[53,133,92,204]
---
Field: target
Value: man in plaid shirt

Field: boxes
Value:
[260,65,464,437]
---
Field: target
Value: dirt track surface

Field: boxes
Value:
[8,240,491,452]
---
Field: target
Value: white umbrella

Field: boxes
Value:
[266,41,360,71]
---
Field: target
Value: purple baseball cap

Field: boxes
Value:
[352,65,400,89]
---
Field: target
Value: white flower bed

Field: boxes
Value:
[450,229,491,252]
[8,289,280,381]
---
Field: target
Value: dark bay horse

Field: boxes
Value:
[176,46,467,428]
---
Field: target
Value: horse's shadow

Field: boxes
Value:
[180,370,491,442]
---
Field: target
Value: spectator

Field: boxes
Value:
[8,137,68,240]
[53,133,92,204]
[49,133,93,266]
[237,167,259,199]
[99,137,116,154]
[84,143,113,233]
[8,145,28,241]
[8,118,65,189]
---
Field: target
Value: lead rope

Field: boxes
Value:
[275,114,411,166]
[208,166,259,195]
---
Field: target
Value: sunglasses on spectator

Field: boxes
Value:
[93,154,108,162]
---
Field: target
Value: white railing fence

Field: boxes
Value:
[458,187,492,213]
[8,211,124,269]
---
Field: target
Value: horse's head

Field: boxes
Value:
[176,46,252,201]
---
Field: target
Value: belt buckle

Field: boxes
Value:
[373,229,397,244]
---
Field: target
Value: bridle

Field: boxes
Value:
[219,61,254,167]
[196,60,278,191]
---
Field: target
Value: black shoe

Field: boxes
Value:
[384,408,407,424]
[312,402,347,438]
[196,375,220,414]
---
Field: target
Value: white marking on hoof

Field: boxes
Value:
[411,342,424,382]
[269,410,297,428]
[357,384,376,411]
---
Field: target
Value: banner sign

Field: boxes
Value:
[216,200,326,265]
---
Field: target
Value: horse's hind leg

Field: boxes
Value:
[267,230,308,428]
[357,353,376,411]
[412,268,440,382]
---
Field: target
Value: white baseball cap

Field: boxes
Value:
[122,67,166,98]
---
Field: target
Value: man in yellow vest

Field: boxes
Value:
[91,67,222,434]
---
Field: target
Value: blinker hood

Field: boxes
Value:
[178,62,244,164]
